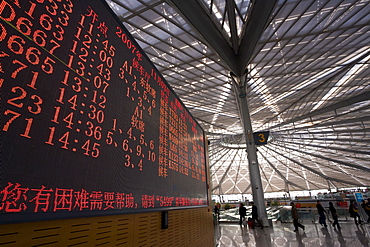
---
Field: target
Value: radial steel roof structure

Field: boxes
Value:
[106,0,370,194]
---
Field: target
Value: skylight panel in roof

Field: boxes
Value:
[106,0,370,193]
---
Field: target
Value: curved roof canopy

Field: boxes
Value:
[106,0,370,194]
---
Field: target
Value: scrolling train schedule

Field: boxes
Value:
[0,0,208,223]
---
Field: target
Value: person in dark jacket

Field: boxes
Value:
[239,203,247,225]
[329,202,341,229]
[316,200,327,227]
[251,202,264,229]
[291,202,305,232]
[361,199,370,223]
[349,200,362,225]
[214,205,220,221]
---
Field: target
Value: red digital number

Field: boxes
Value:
[61,70,69,86]
[2,110,21,131]
[67,54,74,68]
[91,91,106,108]
[94,126,102,140]
[2,109,34,139]
[63,0,73,13]
[28,94,43,114]
[46,0,58,15]
[21,118,33,138]
[53,24,64,41]
[115,27,137,54]
[25,47,41,65]
[82,35,91,48]
[148,151,156,162]
[99,50,113,68]
[58,11,69,26]
[76,61,85,76]
[33,30,47,46]
[63,112,74,129]
[11,59,27,78]
[39,14,53,30]
[85,121,102,140]
[59,131,70,149]
[41,57,55,74]
[67,94,78,110]
[8,35,25,54]
[124,154,133,168]
[91,143,100,158]
[70,40,78,54]
[148,106,152,115]
[138,159,143,171]
[71,77,82,92]
[24,2,37,19]
[122,139,129,151]
[45,127,56,145]
[16,17,32,36]
[106,131,113,145]
[82,139,100,158]
[136,145,142,156]
[150,140,155,149]
[101,40,115,56]
[93,76,110,93]
[139,134,144,144]
[74,26,83,40]
[112,119,117,131]
[56,87,65,104]
[51,106,60,123]
[7,86,42,114]
[78,47,88,62]
[96,64,111,81]
[88,105,104,123]
[49,39,60,54]
[7,35,55,75]
[126,127,133,139]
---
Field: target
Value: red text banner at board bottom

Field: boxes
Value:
[0,182,207,213]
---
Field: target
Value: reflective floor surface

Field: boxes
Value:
[215,221,370,246]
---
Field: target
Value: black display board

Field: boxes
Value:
[0,0,208,224]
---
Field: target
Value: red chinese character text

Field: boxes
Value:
[74,189,90,211]
[141,194,155,208]
[116,193,125,209]
[0,182,28,212]
[125,193,135,208]
[86,6,98,23]
[97,22,108,37]
[30,185,53,212]
[53,188,73,211]
[90,191,103,210]
[103,192,115,210]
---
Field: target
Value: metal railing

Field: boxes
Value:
[279,207,351,223]
[215,206,362,224]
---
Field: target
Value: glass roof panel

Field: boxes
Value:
[106,0,370,194]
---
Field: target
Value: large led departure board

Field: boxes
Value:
[0,0,208,224]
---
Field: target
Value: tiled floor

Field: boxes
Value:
[215,221,370,246]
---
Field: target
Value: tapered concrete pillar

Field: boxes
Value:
[231,72,268,227]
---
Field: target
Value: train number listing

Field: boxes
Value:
[0,0,208,223]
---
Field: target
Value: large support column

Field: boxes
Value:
[231,72,268,227]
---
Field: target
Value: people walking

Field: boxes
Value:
[316,200,327,227]
[291,202,305,232]
[349,200,362,225]
[239,203,247,226]
[361,199,370,223]
[328,202,341,229]
[251,202,264,229]
[214,204,220,222]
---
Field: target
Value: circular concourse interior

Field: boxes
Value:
[105,0,370,195]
